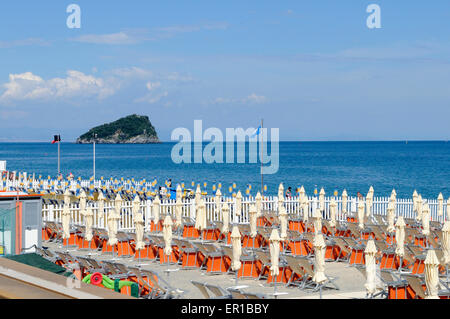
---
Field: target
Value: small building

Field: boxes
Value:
[0,191,42,256]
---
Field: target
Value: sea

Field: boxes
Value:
[0,141,449,199]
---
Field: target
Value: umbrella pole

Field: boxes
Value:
[319,285,322,299]
[235,270,238,286]
[273,273,277,299]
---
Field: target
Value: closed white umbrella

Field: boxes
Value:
[438,193,444,217]
[386,200,396,233]
[62,188,72,241]
[255,192,262,217]
[152,195,161,228]
[299,186,305,203]
[83,204,94,243]
[319,188,325,211]
[390,189,397,204]
[395,216,406,258]
[312,233,327,284]
[366,187,373,218]
[302,196,310,223]
[235,190,242,218]
[108,193,122,246]
[269,228,281,278]
[176,184,182,201]
[221,203,230,233]
[231,225,242,272]
[424,249,440,299]
[412,190,419,213]
[97,191,105,221]
[279,205,288,240]
[313,208,322,235]
[195,197,207,231]
[163,215,173,257]
[358,198,365,230]
[416,194,423,222]
[175,197,183,229]
[249,204,257,238]
[329,198,337,228]
[342,189,348,214]
[278,183,284,209]
[422,202,431,236]
[195,184,202,207]
[132,195,145,250]
[442,221,450,265]
[364,239,378,296]
[215,188,222,217]
[447,198,450,220]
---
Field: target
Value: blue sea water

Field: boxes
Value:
[0,141,448,198]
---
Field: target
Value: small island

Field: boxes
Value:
[76,114,160,144]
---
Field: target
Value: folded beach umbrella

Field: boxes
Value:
[97,191,106,221]
[424,249,440,299]
[422,202,431,236]
[319,188,325,211]
[163,215,173,257]
[412,190,419,213]
[215,188,222,215]
[386,200,396,233]
[108,193,121,246]
[231,225,242,272]
[132,195,145,250]
[175,197,183,229]
[279,205,288,240]
[341,189,348,214]
[312,233,327,284]
[447,197,450,220]
[62,188,72,240]
[312,208,322,235]
[329,198,337,228]
[255,191,262,217]
[357,198,365,230]
[269,228,281,278]
[364,239,378,296]
[249,204,258,238]
[176,184,182,201]
[195,184,201,207]
[395,216,406,258]
[235,190,242,217]
[299,186,305,202]
[438,193,444,217]
[366,187,374,217]
[442,221,450,265]
[278,183,284,204]
[221,203,230,233]
[152,195,161,227]
[302,195,310,222]
[416,194,423,222]
[83,204,94,242]
[390,189,397,202]
[195,197,207,231]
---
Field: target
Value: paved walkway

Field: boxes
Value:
[44,240,368,299]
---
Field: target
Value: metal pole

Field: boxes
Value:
[93,139,96,179]
[260,119,264,194]
[57,141,60,176]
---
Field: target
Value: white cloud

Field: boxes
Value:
[0,38,50,48]
[70,23,228,45]
[146,81,161,90]
[0,70,117,104]
[70,31,149,45]
[211,93,268,105]
[243,93,267,104]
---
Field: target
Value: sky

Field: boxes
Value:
[0,1,449,142]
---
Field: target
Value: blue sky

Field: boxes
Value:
[0,1,449,141]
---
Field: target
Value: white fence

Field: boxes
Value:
[41,195,448,232]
